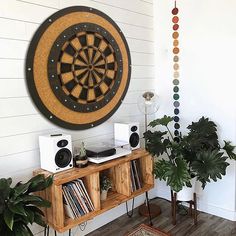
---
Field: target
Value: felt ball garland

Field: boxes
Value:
[172,1,180,142]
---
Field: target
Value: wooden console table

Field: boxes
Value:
[34,148,154,234]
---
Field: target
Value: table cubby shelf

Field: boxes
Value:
[33,148,154,233]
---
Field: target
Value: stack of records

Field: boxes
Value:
[130,160,143,192]
[62,179,95,219]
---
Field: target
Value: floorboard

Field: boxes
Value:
[87,198,236,236]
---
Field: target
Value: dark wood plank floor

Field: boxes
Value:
[88,198,236,236]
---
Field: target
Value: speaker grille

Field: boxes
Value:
[55,148,72,168]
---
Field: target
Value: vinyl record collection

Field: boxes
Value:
[130,160,143,192]
[62,179,95,219]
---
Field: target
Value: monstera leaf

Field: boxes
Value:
[154,158,191,192]
[144,130,168,157]
[191,150,229,189]
[149,115,173,128]
[223,141,236,160]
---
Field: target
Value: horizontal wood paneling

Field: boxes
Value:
[0,18,154,43]
[0,78,154,98]
[0,150,40,176]
[59,0,153,28]
[0,38,153,59]
[16,0,60,9]
[0,115,55,137]
[0,1,155,235]
[0,39,29,59]
[0,18,28,40]
[0,60,154,79]
[87,0,153,16]
[0,84,156,117]
[0,79,28,97]
[0,0,57,23]
[0,97,38,117]
[0,59,24,78]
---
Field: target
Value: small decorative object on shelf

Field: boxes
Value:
[100,175,112,201]
[74,142,88,168]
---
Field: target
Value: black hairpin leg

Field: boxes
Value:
[54,230,57,236]
[44,226,47,236]
[126,198,135,217]
[145,191,153,226]
[69,229,72,236]
[46,226,49,236]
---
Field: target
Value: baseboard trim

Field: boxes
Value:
[197,200,236,221]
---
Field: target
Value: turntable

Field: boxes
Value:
[86,141,131,164]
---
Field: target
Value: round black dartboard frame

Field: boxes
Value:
[26,6,131,130]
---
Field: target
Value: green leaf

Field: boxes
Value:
[24,208,35,224]
[154,158,191,192]
[0,199,5,214]
[28,199,51,208]
[45,175,53,188]
[22,195,43,202]
[144,130,168,157]
[8,202,27,216]
[149,115,173,128]
[4,208,14,230]
[34,212,47,227]
[14,182,31,197]
[27,206,44,216]
[191,150,229,189]
[14,223,31,236]
[0,178,11,201]
[27,175,53,193]
[223,141,236,160]
[186,116,219,151]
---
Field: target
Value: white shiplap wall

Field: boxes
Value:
[0,0,155,235]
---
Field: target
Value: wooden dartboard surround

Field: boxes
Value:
[26,6,131,129]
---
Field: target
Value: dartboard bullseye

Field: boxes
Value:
[26,6,131,129]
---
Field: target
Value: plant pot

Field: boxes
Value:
[101,190,108,201]
[74,154,88,168]
[176,177,197,201]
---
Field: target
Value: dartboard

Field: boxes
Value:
[26,6,131,130]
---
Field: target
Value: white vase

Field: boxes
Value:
[101,190,108,201]
[176,177,197,201]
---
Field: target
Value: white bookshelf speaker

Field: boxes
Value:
[39,134,73,173]
[114,122,140,150]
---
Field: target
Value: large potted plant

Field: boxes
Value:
[144,115,236,200]
[0,174,53,235]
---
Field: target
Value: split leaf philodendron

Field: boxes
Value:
[144,115,236,192]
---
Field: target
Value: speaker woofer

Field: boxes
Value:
[129,133,139,148]
[55,148,72,168]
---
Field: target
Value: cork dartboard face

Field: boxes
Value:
[26,6,131,130]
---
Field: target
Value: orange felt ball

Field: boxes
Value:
[172,16,179,23]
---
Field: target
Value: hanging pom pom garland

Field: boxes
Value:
[172,1,180,142]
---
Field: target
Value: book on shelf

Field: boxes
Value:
[62,179,95,219]
[130,160,143,192]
